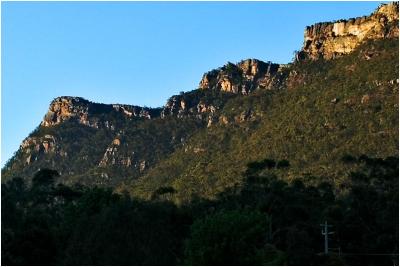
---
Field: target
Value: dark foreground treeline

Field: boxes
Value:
[2,156,398,265]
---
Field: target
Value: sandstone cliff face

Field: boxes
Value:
[41,96,158,128]
[161,95,218,118]
[20,134,66,166]
[112,104,152,120]
[98,137,136,168]
[161,95,190,119]
[5,2,398,188]
[299,2,399,60]
[199,59,288,94]
[42,97,91,127]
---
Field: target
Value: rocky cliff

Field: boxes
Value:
[42,96,160,128]
[2,2,398,191]
[199,59,288,94]
[298,2,399,60]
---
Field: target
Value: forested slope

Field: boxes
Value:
[125,38,398,203]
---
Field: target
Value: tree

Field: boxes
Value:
[32,169,59,188]
[184,210,269,265]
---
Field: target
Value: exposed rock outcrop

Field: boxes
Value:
[112,104,153,120]
[5,2,398,188]
[98,136,150,172]
[20,135,59,165]
[199,59,288,94]
[139,160,146,172]
[98,136,133,168]
[41,97,91,127]
[161,95,188,118]
[298,2,399,60]
[42,96,159,127]
[21,135,57,154]
[161,94,219,120]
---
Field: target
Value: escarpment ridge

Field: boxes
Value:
[41,96,161,128]
[2,2,398,192]
[39,2,399,128]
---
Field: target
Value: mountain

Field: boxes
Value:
[2,3,399,266]
[2,2,399,204]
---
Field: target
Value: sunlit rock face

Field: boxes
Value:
[41,96,157,128]
[98,137,135,169]
[20,134,62,166]
[199,59,287,94]
[41,97,91,127]
[298,2,399,60]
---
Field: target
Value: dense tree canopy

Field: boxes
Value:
[2,155,398,265]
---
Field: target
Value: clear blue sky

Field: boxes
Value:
[2,1,383,166]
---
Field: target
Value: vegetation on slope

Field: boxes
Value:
[1,33,398,267]
[3,155,398,265]
[126,38,398,203]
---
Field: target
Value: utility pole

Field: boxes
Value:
[320,221,334,254]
